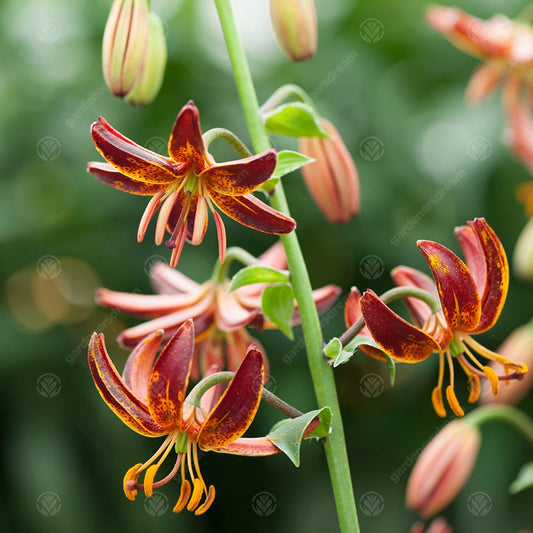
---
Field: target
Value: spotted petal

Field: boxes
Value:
[417,240,481,332]
[209,191,296,234]
[88,332,165,437]
[467,218,509,333]
[198,345,263,450]
[360,290,440,362]
[147,320,195,430]
[167,101,206,175]
[203,150,277,196]
[87,162,165,195]
[91,117,179,184]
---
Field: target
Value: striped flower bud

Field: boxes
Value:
[299,119,359,223]
[269,0,317,62]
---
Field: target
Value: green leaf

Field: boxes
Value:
[385,353,396,387]
[264,102,328,138]
[510,462,533,494]
[324,337,342,360]
[261,284,295,339]
[261,150,314,193]
[267,407,332,467]
[229,265,289,292]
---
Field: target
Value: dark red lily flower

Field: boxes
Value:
[96,242,340,378]
[358,218,528,417]
[88,320,286,515]
[88,101,296,266]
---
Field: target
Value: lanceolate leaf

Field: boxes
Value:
[263,103,328,138]
[261,284,295,339]
[261,150,315,193]
[267,407,332,467]
[229,266,289,292]
[509,462,533,494]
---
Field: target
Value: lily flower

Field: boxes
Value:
[96,243,340,378]
[88,320,287,515]
[88,101,296,267]
[360,218,528,417]
[426,6,533,173]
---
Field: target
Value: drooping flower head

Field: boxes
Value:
[426,6,533,172]
[88,101,296,266]
[88,320,287,515]
[356,218,528,417]
[96,242,340,379]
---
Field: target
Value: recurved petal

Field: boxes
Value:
[150,262,200,294]
[123,330,164,402]
[209,191,296,235]
[167,101,206,174]
[454,224,487,294]
[216,287,260,332]
[91,117,179,184]
[88,332,165,436]
[467,218,509,333]
[147,320,195,429]
[360,290,440,362]
[87,162,165,195]
[95,285,211,319]
[214,437,280,456]
[202,149,277,196]
[391,266,438,328]
[197,345,264,450]
[417,240,481,332]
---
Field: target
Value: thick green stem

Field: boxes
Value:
[466,405,533,445]
[213,1,359,531]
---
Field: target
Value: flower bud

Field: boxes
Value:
[125,13,167,106]
[406,420,481,517]
[102,0,166,105]
[299,119,359,223]
[410,517,453,533]
[480,322,533,405]
[269,0,317,62]
[513,217,533,281]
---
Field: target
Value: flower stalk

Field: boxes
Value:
[213,0,359,530]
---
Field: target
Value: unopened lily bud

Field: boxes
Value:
[513,217,533,281]
[406,420,481,517]
[410,517,453,533]
[480,321,533,405]
[125,13,167,106]
[269,0,317,62]
[299,119,359,223]
[102,0,150,97]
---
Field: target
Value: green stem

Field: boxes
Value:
[213,1,359,531]
[259,83,315,113]
[211,246,259,283]
[466,405,533,445]
[187,371,303,419]
[339,286,441,347]
[202,127,252,158]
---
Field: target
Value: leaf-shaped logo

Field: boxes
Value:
[359,19,385,43]
[359,255,384,280]
[359,491,384,516]
[144,492,169,516]
[36,491,62,516]
[251,491,277,516]
[36,255,61,279]
[467,137,492,162]
[466,491,492,516]
[145,137,167,154]
[37,19,61,43]
[36,374,61,398]
[359,137,385,161]
[36,137,62,162]
[359,374,384,398]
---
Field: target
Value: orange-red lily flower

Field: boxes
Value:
[359,218,528,417]
[96,243,340,378]
[88,320,284,515]
[88,101,296,266]
[426,6,533,173]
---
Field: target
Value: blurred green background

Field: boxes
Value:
[1,0,532,531]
